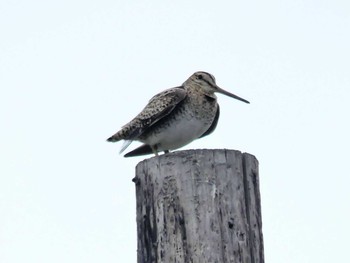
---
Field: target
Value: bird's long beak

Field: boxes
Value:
[216,86,250,104]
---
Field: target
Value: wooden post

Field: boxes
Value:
[133,149,264,263]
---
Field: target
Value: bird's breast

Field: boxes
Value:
[140,94,218,151]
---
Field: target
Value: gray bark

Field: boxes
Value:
[133,149,264,263]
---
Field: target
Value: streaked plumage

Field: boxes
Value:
[107,71,249,157]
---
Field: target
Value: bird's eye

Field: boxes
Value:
[197,74,203,80]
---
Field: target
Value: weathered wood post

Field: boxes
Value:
[133,149,264,263]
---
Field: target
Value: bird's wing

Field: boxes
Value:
[119,86,187,141]
[199,104,220,138]
[124,144,153,157]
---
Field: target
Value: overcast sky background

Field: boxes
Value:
[1,0,350,262]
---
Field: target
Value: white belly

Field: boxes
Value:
[143,117,211,151]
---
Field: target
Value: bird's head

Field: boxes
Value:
[184,71,250,104]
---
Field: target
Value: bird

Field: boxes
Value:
[107,71,249,157]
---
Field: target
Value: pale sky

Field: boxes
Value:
[1,1,350,262]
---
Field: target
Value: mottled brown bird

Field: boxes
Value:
[107,71,249,157]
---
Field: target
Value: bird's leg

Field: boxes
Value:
[151,145,159,156]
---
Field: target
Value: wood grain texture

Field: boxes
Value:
[133,149,264,263]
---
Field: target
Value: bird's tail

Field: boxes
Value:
[106,124,134,142]
[106,125,137,153]
[107,118,141,143]
[106,133,121,142]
